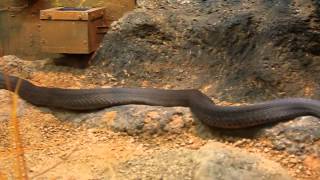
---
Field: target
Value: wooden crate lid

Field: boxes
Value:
[40,7,105,21]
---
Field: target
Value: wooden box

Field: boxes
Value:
[40,7,107,54]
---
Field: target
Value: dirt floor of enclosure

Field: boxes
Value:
[0,56,319,179]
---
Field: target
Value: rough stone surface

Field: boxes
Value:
[51,105,194,135]
[194,142,293,180]
[258,116,320,156]
[117,142,293,180]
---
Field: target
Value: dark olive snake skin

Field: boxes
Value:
[1,72,320,129]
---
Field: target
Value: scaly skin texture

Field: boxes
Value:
[1,72,320,129]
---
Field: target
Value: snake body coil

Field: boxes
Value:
[1,73,320,129]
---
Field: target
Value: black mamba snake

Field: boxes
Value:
[1,72,320,129]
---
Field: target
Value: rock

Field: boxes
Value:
[95,0,320,102]
[116,142,293,180]
[194,142,293,180]
[52,105,194,135]
[0,55,48,77]
[258,116,320,156]
[200,115,320,156]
